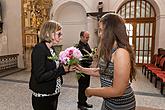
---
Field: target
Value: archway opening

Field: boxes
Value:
[117,0,156,66]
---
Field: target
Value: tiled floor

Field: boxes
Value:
[0,67,164,110]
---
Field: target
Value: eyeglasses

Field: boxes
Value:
[55,32,63,38]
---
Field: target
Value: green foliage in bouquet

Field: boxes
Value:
[47,54,58,61]
[76,72,85,80]
[67,58,79,66]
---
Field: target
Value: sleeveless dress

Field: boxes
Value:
[99,58,136,110]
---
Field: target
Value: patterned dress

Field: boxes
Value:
[99,58,136,110]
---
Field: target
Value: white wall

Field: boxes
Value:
[155,0,165,50]
[0,0,8,55]
[0,0,24,68]
[54,2,87,50]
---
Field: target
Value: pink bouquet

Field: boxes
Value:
[59,47,82,66]
[59,47,84,79]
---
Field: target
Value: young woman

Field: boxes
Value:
[75,13,136,110]
[29,20,70,110]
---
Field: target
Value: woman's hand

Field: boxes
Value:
[85,87,92,97]
[73,64,84,72]
[63,65,69,73]
[63,65,76,73]
[68,65,76,72]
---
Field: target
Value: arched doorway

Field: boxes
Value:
[52,1,88,50]
[117,0,156,66]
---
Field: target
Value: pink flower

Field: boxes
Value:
[59,47,82,65]
[59,51,67,64]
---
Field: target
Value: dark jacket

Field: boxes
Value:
[29,42,65,94]
[77,40,93,67]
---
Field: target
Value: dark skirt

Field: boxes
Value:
[32,93,60,110]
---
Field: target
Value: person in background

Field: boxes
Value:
[29,20,71,110]
[76,31,93,110]
[74,13,136,110]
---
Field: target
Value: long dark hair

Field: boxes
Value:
[98,13,136,82]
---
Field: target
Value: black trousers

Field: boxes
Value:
[78,73,90,106]
[32,93,60,110]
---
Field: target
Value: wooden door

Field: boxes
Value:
[117,0,156,66]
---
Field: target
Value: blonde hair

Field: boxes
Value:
[39,20,62,42]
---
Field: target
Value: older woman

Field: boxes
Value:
[29,20,69,110]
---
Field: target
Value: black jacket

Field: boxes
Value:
[77,40,93,67]
[29,42,65,94]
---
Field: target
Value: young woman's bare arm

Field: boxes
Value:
[85,48,131,98]
[75,64,100,77]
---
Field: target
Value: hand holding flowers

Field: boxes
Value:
[59,47,82,73]
[48,46,96,79]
